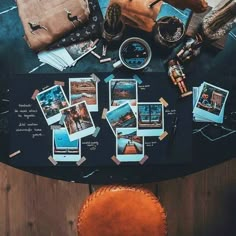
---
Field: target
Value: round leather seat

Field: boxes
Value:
[77,185,167,236]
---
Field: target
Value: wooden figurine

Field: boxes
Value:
[176,33,203,62]
[168,59,192,98]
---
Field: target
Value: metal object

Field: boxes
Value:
[113,37,152,70]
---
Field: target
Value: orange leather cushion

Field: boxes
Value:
[77,185,167,236]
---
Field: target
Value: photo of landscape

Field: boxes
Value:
[69,78,98,111]
[110,79,137,108]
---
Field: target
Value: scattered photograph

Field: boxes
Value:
[137,102,164,136]
[106,102,137,136]
[52,128,81,162]
[109,79,137,110]
[193,82,229,123]
[193,86,214,122]
[69,77,98,111]
[61,101,95,141]
[116,128,144,162]
[65,40,94,62]
[36,85,69,125]
[51,40,95,67]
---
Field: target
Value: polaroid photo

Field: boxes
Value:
[69,77,98,112]
[52,40,95,67]
[193,82,229,123]
[36,85,69,125]
[61,101,96,141]
[193,86,214,122]
[52,128,81,162]
[137,102,164,137]
[109,79,137,111]
[106,102,137,136]
[38,51,66,71]
[116,128,144,162]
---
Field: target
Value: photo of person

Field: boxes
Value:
[61,101,95,141]
[36,85,69,125]
[196,83,228,115]
[106,103,137,135]
[116,128,144,162]
[137,102,164,137]
[69,77,98,111]
[109,79,137,110]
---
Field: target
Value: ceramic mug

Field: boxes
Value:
[113,37,152,70]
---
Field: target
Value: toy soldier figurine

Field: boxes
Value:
[176,33,203,62]
[168,59,192,98]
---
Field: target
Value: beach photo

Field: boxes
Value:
[109,79,137,110]
[106,103,137,135]
[52,128,81,162]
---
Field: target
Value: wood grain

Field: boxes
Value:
[158,159,236,236]
[1,159,236,236]
[0,163,89,236]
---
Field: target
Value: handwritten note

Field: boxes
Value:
[14,104,45,138]
[82,141,99,151]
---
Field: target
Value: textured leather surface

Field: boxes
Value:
[109,0,162,32]
[17,0,90,51]
[165,0,208,13]
[77,185,167,236]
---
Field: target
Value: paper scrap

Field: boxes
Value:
[159,97,169,107]
[111,155,120,165]
[54,81,65,86]
[133,75,143,84]
[31,89,39,100]
[48,156,58,166]
[101,108,108,119]
[9,150,21,158]
[76,156,86,166]
[139,155,149,165]
[104,74,115,83]
[159,131,168,141]
[92,126,101,137]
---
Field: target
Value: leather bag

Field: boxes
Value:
[17,0,90,51]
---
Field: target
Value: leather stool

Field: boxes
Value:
[77,185,167,236]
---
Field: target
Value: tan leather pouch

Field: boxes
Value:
[108,0,162,32]
[17,0,90,51]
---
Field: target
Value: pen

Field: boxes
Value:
[167,115,178,157]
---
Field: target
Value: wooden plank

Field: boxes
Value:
[158,159,236,236]
[1,159,236,236]
[0,163,89,236]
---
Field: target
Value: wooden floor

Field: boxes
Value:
[0,159,236,236]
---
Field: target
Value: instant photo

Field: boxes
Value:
[106,102,137,136]
[137,102,164,137]
[193,82,229,123]
[52,128,81,162]
[193,86,214,122]
[36,85,69,125]
[69,77,98,111]
[116,128,144,162]
[109,79,137,110]
[61,101,95,141]
[51,40,95,67]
